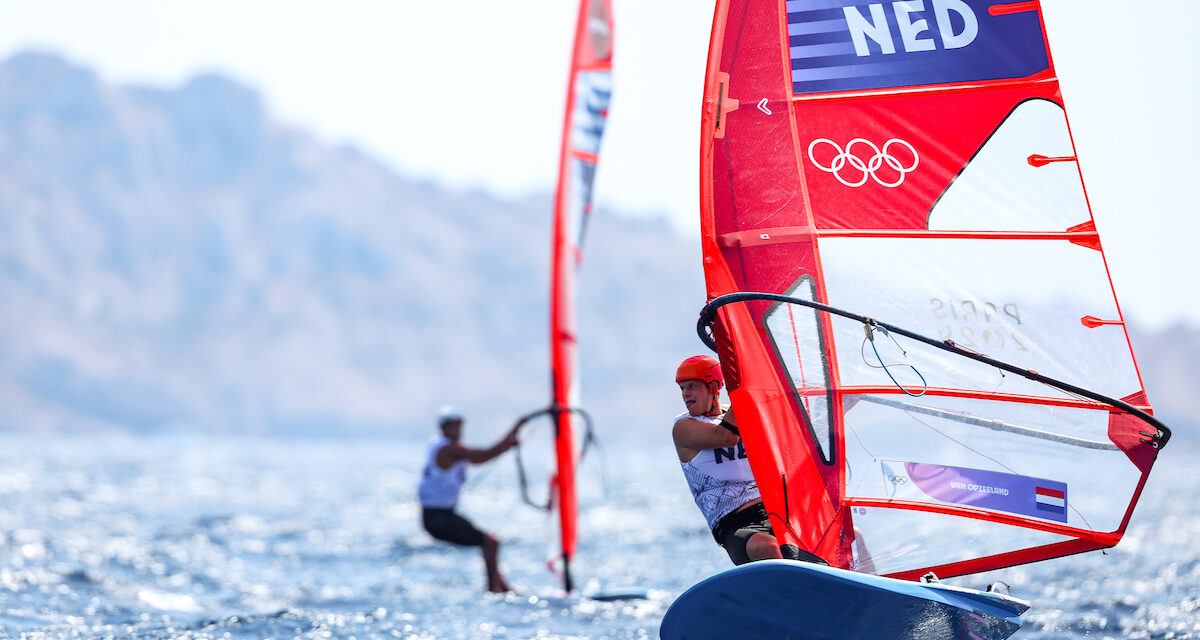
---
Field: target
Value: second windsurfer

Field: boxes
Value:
[418,405,521,593]
[672,355,828,566]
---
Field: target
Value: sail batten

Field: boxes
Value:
[699,0,1167,580]
[845,498,1124,544]
[718,227,1102,246]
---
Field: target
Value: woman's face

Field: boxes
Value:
[678,379,714,416]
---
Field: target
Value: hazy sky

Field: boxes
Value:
[1,0,1196,330]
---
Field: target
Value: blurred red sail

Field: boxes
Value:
[547,0,612,593]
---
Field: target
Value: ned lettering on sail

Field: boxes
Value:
[843,0,980,56]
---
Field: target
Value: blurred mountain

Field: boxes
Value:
[1127,326,1198,448]
[0,51,1193,451]
[0,51,706,439]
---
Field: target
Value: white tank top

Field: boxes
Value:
[675,411,761,529]
[418,436,468,508]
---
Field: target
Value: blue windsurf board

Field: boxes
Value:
[660,560,1028,640]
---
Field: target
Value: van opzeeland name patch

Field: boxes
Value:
[882,460,1068,523]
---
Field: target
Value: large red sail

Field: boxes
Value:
[548,0,612,592]
[698,0,1168,580]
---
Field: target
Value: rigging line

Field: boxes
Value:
[696,292,1171,449]
[462,458,497,492]
[869,401,1098,532]
[899,408,1019,478]
[511,405,601,511]
[859,395,1119,450]
[897,406,1098,531]
[861,325,927,397]
[513,407,556,511]
[855,394,1109,532]
[512,439,550,511]
[468,409,560,494]
[845,418,880,463]
[885,407,1098,530]
[1044,382,1160,446]
[942,348,1135,447]
[583,433,613,500]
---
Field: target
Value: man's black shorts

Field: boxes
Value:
[422,507,486,547]
[711,502,831,566]
[711,502,775,565]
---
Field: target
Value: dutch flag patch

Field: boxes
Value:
[1035,485,1067,518]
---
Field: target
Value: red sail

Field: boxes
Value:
[548,0,612,592]
[698,0,1167,580]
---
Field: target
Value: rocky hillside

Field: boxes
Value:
[0,51,1192,450]
[0,51,706,439]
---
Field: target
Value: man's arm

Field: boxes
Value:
[673,406,739,460]
[435,425,520,468]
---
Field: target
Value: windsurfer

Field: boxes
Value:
[672,356,828,566]
[418,405,521,593]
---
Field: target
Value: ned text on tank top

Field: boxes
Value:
[675,412,761,530]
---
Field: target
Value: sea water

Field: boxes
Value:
[0,432,1194,639]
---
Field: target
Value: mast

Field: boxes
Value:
[548,0,613,592]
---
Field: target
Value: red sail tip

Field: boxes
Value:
[990,2,1040,16]
[1066,221,1102,251]
[1081,315,1124,328]
[1028,154,1077,167]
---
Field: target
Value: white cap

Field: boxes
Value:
[437,405,463,426]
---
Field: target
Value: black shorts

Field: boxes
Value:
[422,508,486,547]
[711,502,775,566]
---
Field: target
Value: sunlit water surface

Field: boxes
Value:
[0,433,1194,639]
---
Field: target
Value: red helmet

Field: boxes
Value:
[676,355,723,386]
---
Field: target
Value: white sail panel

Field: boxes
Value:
[819,237,1142,400]
[843,394,1143,533]
[929,99,1089,231]
[850,507,1076,578]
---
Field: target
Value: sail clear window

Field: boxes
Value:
[763,276,835,464]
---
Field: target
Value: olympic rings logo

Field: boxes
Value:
[807,137,919,188]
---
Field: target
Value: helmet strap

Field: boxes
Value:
[705,382,722,416]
